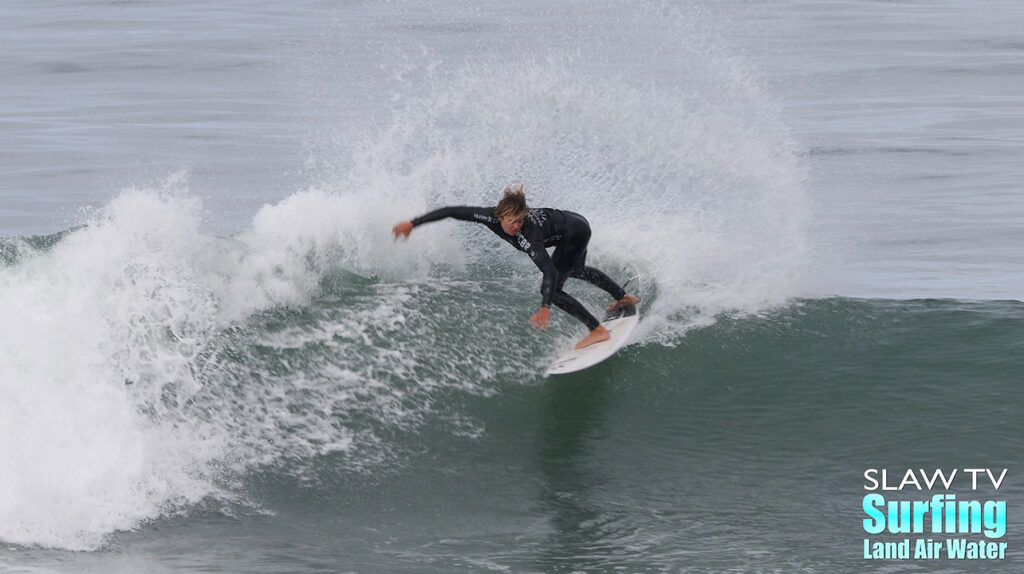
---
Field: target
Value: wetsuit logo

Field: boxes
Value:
[515,234,538,259]
[526,209,547,227]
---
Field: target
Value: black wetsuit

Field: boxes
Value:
[411,206,626,330]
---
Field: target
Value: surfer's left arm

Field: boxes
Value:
[522,232,557,330]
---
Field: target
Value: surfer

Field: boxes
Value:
[392,185,638,349]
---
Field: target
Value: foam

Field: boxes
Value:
[0,181,499,550]
[0,182,229,550]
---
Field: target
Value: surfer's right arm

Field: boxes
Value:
[392,206,495,240]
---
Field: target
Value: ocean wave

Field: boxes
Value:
[0,6,813,548]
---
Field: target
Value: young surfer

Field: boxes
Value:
[392,185,638,349]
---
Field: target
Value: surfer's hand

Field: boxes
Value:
[530,306,550,330]
[392,221,413,241]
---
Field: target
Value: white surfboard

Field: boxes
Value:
[545,304,640,376]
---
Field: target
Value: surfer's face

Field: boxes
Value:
[500,213,526,235]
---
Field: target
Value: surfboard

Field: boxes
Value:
[545,304,640,376]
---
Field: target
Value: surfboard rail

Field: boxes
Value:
[545,304,639,376]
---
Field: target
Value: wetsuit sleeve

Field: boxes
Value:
[520,229,558,308]
[535,250,558,308]
[410,206,496,227]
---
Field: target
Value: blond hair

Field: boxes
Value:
[495,184,527,219]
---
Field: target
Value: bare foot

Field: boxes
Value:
[575,325,611,350]
[606,294,639,312]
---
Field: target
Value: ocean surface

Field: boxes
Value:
[2,1,1022,572]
